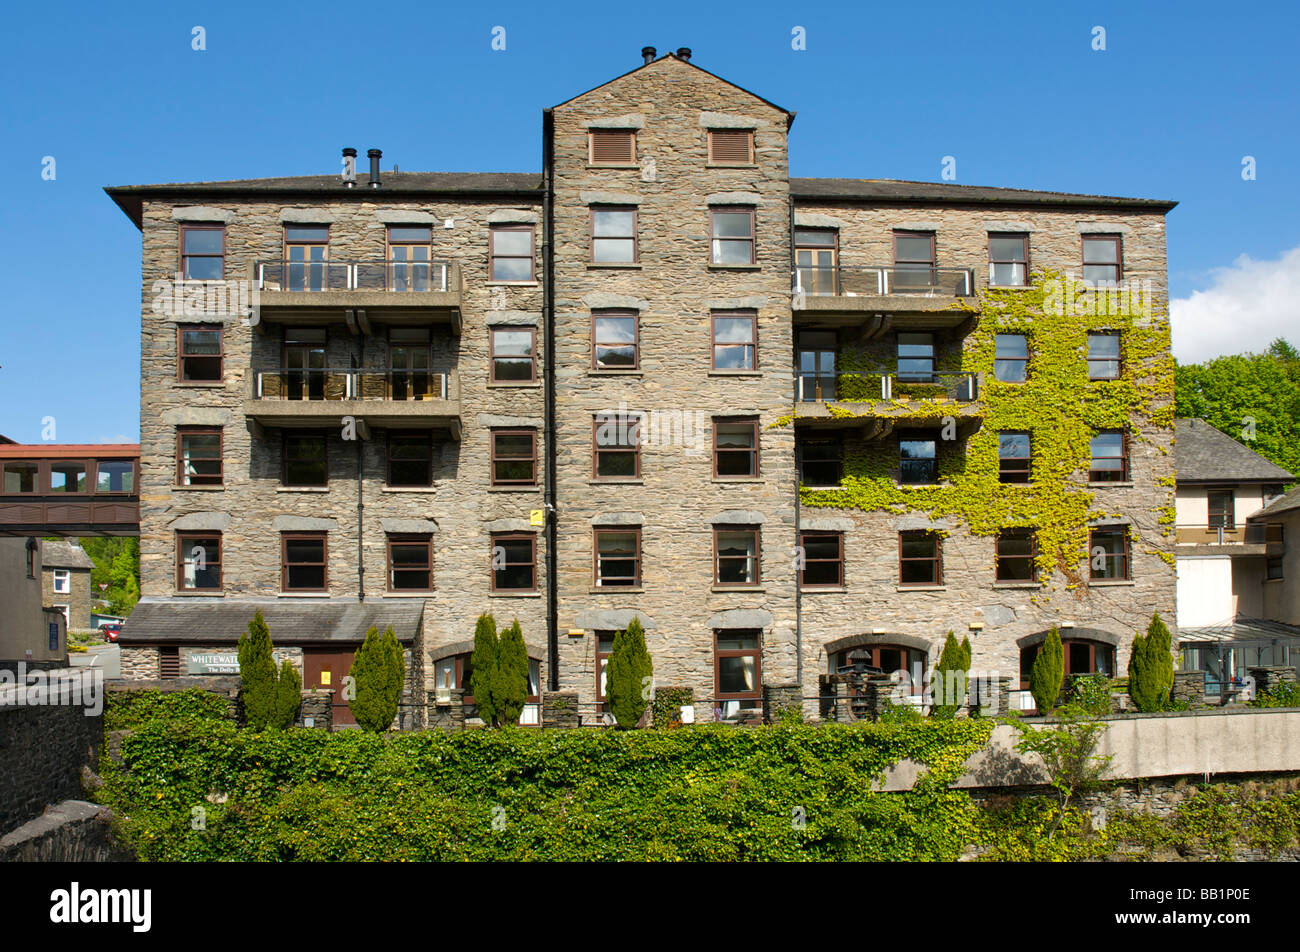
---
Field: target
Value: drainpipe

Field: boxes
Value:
[790,193,803,691]
[357,435,365,600]
[543,107,559,691]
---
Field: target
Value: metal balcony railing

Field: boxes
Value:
[797,371,980,403]
[1175,523,1285,546]
[251,368,451,402]
[256,259,456,293]
[793,265,976,297]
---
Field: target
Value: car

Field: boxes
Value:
[99,623,122,642]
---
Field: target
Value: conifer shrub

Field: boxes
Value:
[494,619,530,726]
[350,626,405,732]
[470,613,499,726]
[1030,628,1065,716]
[1129,613,1174,712]
[930,631,971,719]
[607,616,653,729]
[237,611,279,730]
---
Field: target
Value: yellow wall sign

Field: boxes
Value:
[320,671,331,686]
[530,509,545,527]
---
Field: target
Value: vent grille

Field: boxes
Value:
[160,646,180,679]
[590,130,635,165]
[709,129,753,165]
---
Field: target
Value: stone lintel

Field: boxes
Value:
[171,206,236,224]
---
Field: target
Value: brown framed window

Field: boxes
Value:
[1266,556,1284,581]
[386,225,433,292]
[1087,331,1122,380]
[282,327,327,400]
[988,233,1029,287]
[592,311,638,370]
[95,460,135,493]
[595,631,616,710]
[1089,526,1130,581]
[489,326,537,383]
[387,432,433,487]
[491,429,537,486]
[897,332,936,382]
[714,418,759,478]
[176,532,221,591]
[994,333,1028,382]
[284,225,329,291]
[49,460,88,493]
[594,528,641,587]
[1020,639,1115,692]
[800,531,843,588]
[178,325,223,381]
[1089,430,1128,481]
[710,208,755,265]
[996,528,1038,582]
[711,311,757,371]
[999,432,1032,483]
[715,630,761,708]
[389,327,432,400]
[283,432,327,487]
[899,531,943,586]
[794,229,838,295]
[388,535,433,592]
[176,427,222,486]
[282,532,327,592]
[491,533,536,592]
[490,225,534,282]
[2,461,39,493]
[589,129,635,165]
[899,432,936,484]
[798,437,842,487]
[707,129,754,165]
[1208,490,1235,530]
[180,224,224,280]
[1082,235,1122,285]
[593,412,641,479]
[714,526,760,586]
[431,654,543,723]
[590,207,637,263]
[893,231,936,289]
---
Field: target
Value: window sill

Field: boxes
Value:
[172,590,224,597]
[1264,578,1286,584]
[991,582,1042,590]
[173,484,224,491]
[587,262,642,270]
[586,163,639,170]
[488,381,541,388]
[277,592,332,598]
[706,163,758,170]
[712,477,762,484]
[589,587,644,594]
[708,369,763,377]
[485,281,539,287]
[382,591,435,597]
[381,485,436,493]
[589,369,643,377]
[1088,579,1135,587]
[801,485,847,492]
[277,486,330,493]
[897,585,947,592]
[801,586,846,594]
[174,380,225,388]
[488,484,540,493]
[590,478,644,486]
[1088,481,1135,488]
[708,263,761,271]
[711,585,765,593]
[988,283,1032,291]
[490,590,542,598]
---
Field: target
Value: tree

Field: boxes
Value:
[272,659,302,730]
[77,537,141,617]
[237,611,279,730]
[1030,628,1064,715]
[349,625,405,732]
[930,630,971,719]
[470,613,500,727]
[1012,706,1114,837]
[493,619,530,727]
[1129,613,1174,712]
[606,616,653,729]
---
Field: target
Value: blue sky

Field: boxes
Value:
[1,0,1296,443]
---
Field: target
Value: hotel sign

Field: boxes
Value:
[186,651,240,675]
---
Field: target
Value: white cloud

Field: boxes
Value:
[1171,246,1300,363]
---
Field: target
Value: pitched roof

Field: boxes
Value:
[791,177,1176,212]
[1254,485,1300,519]
[120,598,425,644]
[40,541,95,570]
[1174,418,1295,483]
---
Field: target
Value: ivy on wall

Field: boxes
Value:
[786,271,1175,593]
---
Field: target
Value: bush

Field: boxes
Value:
[652,687,694,729]
[1252,681,1300,708]
[1030,628,1064,715]
[105,689,230,731]
[493,619,530,726]
[606,616,653,729]
[469,614,499,727]
[930,631,971,719]
[349,626,404,732]
[1068,673,1113,717]
[1129,613,1174,712]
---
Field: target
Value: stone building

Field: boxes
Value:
[106,48,1177,723]
[40,541,95,631]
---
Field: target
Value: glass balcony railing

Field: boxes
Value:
[793,265,976,297]
[1175,523,1284,546]
[251,368,451,402]
[256,260,456,293]
[796,371,980,403]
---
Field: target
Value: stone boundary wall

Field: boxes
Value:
[0,696,103,835]
[0,800,133,862]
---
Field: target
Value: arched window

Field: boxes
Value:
[831,644,928,696]
[1019,638,1115,691]
[433,653,541,725]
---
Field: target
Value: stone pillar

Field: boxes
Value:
[1172,670,1206,708]
[298,690,333,730]
[1248,666,1297,697]
[542,691,580,728]
[427,688,466,732]
[968,675,1011,717]
[762,682,802,723]
[860,674,896,720]
[653,687,694,728]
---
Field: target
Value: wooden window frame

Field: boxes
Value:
[282,430,329,487]
[1089,429,1129,482]
[994,333,1029,383]
[175,531,222,592]
[386,432,433,488]
[175,426,223,487]
[899,530,943,586]
[490,428,537,487]
[281,532,328,593]
[797,437,843,488]
[1081,234,1123,285]
[713,417,760,479]
[988,232,1030,287]
[47,459,89,495]
[896,331,937,382]
[588,129,636,166]
[387,534,433,593]
[898,431,937,485]
[799,530,844,589]
[794,229,840,295]
[589,206,638,264]
[592,413,642,480]
[489,325,537,384]
[707,129,755,166]
[1089,526,1131,581]
[998,431,1032,483]
[490,532,537,593]
[893,230,937,286]
[996,528,1038,583]
[711,311,757,371]
[714,525,761,587]
[593,527,642,588]
[714,630,762,702]
[94,459,137,494]
[1087,331,1123,380]
[595,631,616,709]
[1266,555,1284,581]
[176,324,224,382]
[710,207,755,265]
[1020,639,1116,692]
[1207,489,1236,531]
[591,310,640,371]
[2,460,40,494]
[489,224,535,282]
[51,569,70,594]
[179,224,225,280]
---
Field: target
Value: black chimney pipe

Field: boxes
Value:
[368,148,382,188]
[676,47,691,62]
[342,147,357,187]
[641,46,656,65]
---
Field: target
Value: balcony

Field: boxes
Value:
[251,260,462,332]
[243,369,461,437]
[794,372,985,430]
[1175,522,1285,556]
[791,265,978,329]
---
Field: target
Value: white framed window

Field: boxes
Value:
[52,569,70,594]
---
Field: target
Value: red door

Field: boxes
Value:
[303,648,356,726]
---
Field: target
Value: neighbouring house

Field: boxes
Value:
[0,537,67,666]
[104,46,1177,725]
[40,540,96,630]
[1174,417,1297,696]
